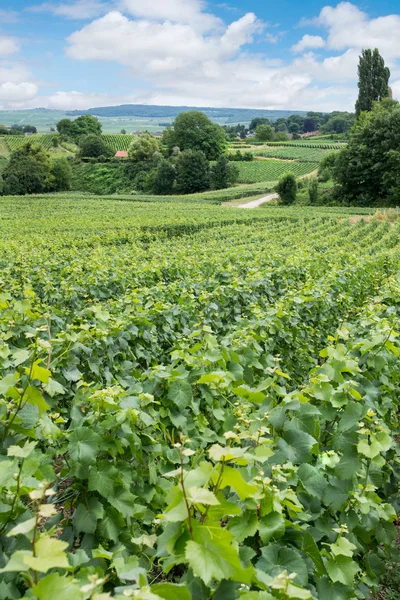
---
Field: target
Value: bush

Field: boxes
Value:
[211,155,239,190]
[175,150,210,194]
[308,179,319,204]
[318,168,330,183]
[2,142,53,195]
[276,172,297,205]
[148,160,176,194]
[51,157,73,191]
[129,133,159,162]
[79,135,113,159]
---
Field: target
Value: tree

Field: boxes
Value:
[276,172,297,205]
[164,111,226,160]
[334,98,400,205]
[210,156,239,190]
[303,117,317,133]
[23,125,37,134]
[274,131,289,142]
[0,124,8,135]
[79,134,113,158]
[355,48,390,117]
[57,115,102,141]
[121,129,127,134]
[2,142,53,195]
[175,150,210,194]
[129,133,159,162]
[255,124,274,142]
[51,157,73,191]
[148,160,176,194]
[249,117,271,131]
[308,179,319,205]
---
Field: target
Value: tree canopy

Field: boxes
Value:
[128,133,159,162]
[355,48,390,117]
[175,149,210,194]
[334,98,400,205]
[163,111,226,160]
[57,115,102,141]
[1,142,72,196]
[79,134,113,158]
[255,124,274,141]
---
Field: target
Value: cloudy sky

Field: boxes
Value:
[0,0,399,112]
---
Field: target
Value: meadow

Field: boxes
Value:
[0,193,399,600]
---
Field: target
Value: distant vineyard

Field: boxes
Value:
[102,134,133,152]
[254,146,339,162]
[236,160,317,183]
[4,134,57,151]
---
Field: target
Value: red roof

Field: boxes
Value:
[115,150,128,158]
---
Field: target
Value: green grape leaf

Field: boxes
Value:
[68,427,101,467]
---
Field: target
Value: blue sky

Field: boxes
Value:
[0,0,399,111]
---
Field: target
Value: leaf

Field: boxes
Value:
[151,583,192,600]
[0,550,32,573]
[187,487,220,506]
[24,536,69,573]
[28,361,50,384]
[33,573,83,600]
[256,545,308,586]
[186,522,243,586]
[240,593,274,599]
[25,385,50,414]
[228,512,258,542]
[302,532,326,577]
[217,466,257,500]
[330,537,356,558]
[327,555,360,586]
[7,440,37,458]
[168,380,193,410]
[68,427,101,467]
[297,463,327,500]
[277,430,317,463]
[186,539,241,586]
[258,512,285,544]
[74,497,104,534]
[7,517,36,537]
[108,487,137,518]
[88,461,118,497]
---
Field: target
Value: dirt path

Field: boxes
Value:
[237,193,279,209]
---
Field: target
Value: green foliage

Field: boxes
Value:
[255,124,274,141]
[56,114,102,141]
[147,159,176,194]
[129,132,159,162]
[1,142,53,195]
[79,134,113,158]
[308,179,319,204]
[0,197,399,599]
[164,111,227,160]
[236,161,316,183]
[277,171,297,204]
[175,149,210,194]
[211,155,239,189]
[50,157,73,191]
[355,48,391,116]
[334,99,400,205]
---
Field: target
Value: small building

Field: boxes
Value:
[115,151,128,158]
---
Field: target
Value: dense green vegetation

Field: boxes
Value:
[0,196,399,600]
[236,161,317,183]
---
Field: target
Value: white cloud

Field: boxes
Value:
[314,2,400,59]
[30,1,112,20]
[66,11,261,67]
[292,35,325,53]
[0,82,38,106]
[0,36,20,57]
[120,0,221,32]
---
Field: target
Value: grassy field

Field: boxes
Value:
[0,194,399,599]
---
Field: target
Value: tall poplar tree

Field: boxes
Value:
[355,48,390,116]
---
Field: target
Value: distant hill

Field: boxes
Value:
[66,104,307,123]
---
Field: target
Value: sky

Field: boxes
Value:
[0,0,399,112]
